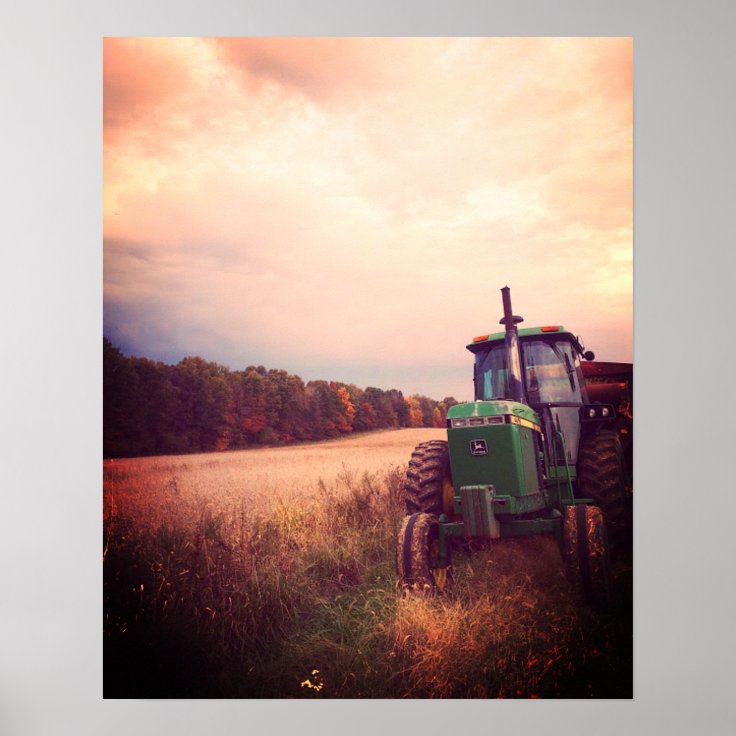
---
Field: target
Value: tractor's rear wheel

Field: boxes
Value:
[396,512,452,594]
[563,504,612,609]
[576,428,631,550]
[403,440,454,517]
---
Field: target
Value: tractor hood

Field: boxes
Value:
[447,400,541,430]
[445,400,542,499]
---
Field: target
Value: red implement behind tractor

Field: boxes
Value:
[581,361,633,489]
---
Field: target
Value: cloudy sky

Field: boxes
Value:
[103,37,632,402]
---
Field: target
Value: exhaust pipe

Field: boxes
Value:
[501,286,525,404]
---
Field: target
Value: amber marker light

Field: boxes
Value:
[473,334,489,342]
[541,326,560,332]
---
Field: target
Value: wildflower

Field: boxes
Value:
[300,669,324,692]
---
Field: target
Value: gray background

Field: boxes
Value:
[1,0,734,734]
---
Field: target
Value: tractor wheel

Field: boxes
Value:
[403,440,454,517]
[563,505,612,609]
[576,428,631,550]
[396,512,452,594]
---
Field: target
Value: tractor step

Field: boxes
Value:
[460,485,500,539]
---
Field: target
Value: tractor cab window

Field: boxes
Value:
[474,338,583,405]
[522,338,584,464]
[474,344,509,400]
[521,339,582,405]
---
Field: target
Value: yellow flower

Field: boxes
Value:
[300,670,325,692]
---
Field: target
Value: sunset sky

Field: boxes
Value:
[103,37,632,402]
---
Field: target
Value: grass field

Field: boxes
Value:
[103,428,632,698]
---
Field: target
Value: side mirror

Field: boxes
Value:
[583,350,595,361]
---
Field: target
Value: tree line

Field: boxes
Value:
[104,338,458,458]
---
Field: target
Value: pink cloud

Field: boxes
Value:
[103,37,632,401]
[210,37,443,105]
[103,38,199,144]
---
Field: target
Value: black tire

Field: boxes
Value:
[396,512,452,594]
[403,440,454,517]
[563,505,612,609]
[577,428,631,549]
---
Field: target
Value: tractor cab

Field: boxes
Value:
[468,326,588,464]
[470,327,586,403]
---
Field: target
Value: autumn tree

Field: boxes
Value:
[363,387,398,428]
[103,337,453,457]
[405,396,424,428]
[103,338,144,457]
[171,356,231,452]
[231,367,270,445]
[268,370,310,443]
[388,389,410,427]
[436,396,459,428]
[130,357,182,454]
[332,382,356,433]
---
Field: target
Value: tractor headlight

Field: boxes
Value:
[582,404,616,421]
[450,416,505,428]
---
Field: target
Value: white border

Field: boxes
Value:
[2,1,734,734]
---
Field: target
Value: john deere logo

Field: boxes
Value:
[470,439,488,456]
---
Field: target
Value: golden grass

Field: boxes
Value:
[103,428,632,699]
[104,428,446,527]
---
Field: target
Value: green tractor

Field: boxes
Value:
[396,287,632,606]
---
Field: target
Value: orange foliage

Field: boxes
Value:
[405,396,424,428]
[243,414,267,433]
[336,386,356,426]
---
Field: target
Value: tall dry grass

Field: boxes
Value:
[103,430,632,698]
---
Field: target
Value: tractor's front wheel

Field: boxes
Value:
[563,504,613,609]
[396,512,452,594]
[403,440,454,517]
